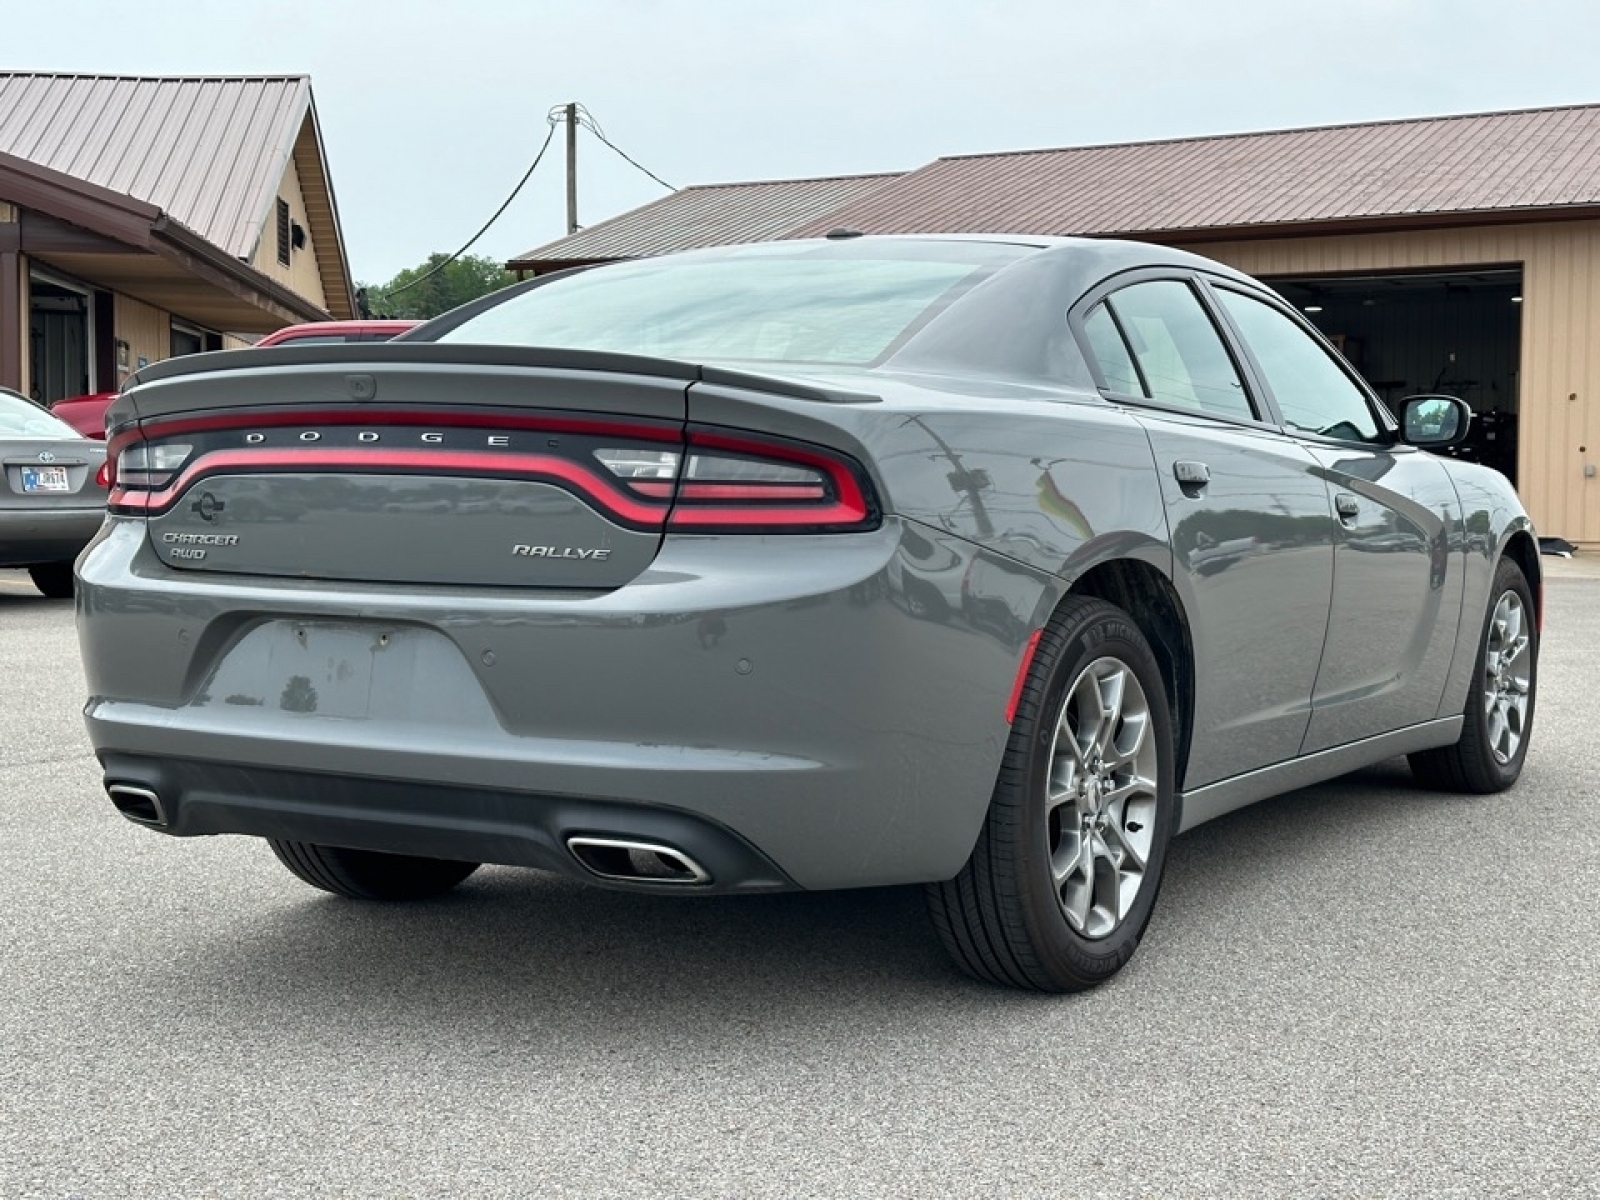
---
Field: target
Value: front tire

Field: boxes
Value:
[927,595,1177,991]
[1409,557,1537,793]
[28,562,74,598]
[269,840,480,900]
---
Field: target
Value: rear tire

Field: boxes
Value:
[1409,557,1537,793]
[28,562,74,598]
[926,595,1177,991]
[268,840,480,900]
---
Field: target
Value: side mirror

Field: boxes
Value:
[1397,395,1471,448]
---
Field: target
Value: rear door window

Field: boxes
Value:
[1082,305,1144,396]
[1088,281,1256,421]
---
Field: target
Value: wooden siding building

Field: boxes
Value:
[515,105,1600,546]
[0,73,355,408]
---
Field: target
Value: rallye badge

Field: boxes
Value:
[511,545,611,560]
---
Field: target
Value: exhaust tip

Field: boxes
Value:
[566,836,712,886]
[107,782,168,827]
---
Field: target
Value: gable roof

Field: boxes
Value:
[0,72,353,314]
[790,104,1600,242]
[509,171,902,273]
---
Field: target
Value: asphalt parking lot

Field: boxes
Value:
[2,564,1597,1199]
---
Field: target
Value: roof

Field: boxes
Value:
[0,148,338,331]
[0,73,311,258]
[790,104,1600,241]
[508,171,902,271]
[0,72,354,316]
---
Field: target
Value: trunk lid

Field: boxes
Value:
[114,345,696,589]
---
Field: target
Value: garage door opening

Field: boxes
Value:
[1267,267,1523,485]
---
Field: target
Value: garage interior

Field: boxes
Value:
[1267,268,1523,483]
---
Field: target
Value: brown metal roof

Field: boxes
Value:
[0,72,355,317]
[0,148,337,333]
[0,72,313,259]
[789,104,1600,241]
[509,172,903,271]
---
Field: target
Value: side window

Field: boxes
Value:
[1216,289,1382,443]
[1082,304,1144,395]
[1102,281,1254,420]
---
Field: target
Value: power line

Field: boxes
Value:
[567,103,676,193]
[368,104,673,307]
[371,120,558,302]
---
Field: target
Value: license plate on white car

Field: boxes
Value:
[21,467,70,493]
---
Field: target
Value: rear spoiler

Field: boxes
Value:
[125,344,880,406]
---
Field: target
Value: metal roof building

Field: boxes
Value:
[515,103,1600,546]
[1,72,356,405]
[788,105,1600,241]
[507,172,902,275]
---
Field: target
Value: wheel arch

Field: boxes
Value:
[1066,558,1196,794]
[1500,528,1542,628]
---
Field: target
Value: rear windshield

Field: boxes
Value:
[434,241,1032,367]
[0,391,79,439]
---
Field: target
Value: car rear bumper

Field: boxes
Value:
[96,752,798,894]
[78,516,1060,890]
[0,507,104,566]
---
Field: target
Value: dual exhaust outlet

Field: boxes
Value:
[104,782,711,886]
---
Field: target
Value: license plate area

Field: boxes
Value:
[22,466,70,493]
[195,621,497,726]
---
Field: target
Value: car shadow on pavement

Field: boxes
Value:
[115,755,1508,1043]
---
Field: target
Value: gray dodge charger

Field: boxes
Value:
[76,235,1539,991]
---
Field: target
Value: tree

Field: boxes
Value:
[358,253,516,321]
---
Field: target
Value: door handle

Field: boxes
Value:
[1173,461,1210,487]
[1335,492,1360,520]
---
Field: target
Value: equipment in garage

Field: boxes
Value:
[1268,268,1523,484]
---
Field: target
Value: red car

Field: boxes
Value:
[50,391,119,440]
[51,321,420,438]
[253,319,418,348]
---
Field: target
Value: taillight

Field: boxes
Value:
[106,410,879,533]
[95,460,113,489]
[593,428,877,532]
[107,434,194,512]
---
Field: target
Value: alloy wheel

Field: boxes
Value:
[1482,589,1533,765]
[1045,655,1160,939]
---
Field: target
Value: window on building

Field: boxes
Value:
[170,321,218,357]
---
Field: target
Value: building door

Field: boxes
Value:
[28,277,91,404]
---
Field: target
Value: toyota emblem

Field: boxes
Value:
[37,451,56,463]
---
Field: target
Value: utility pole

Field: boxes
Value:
[565,102,579,235]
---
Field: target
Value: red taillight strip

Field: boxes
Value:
[110,447,671,525]
[627,480,675,499]
[668,503,868,528]
[1005,628,1045,725]
[676,482,828,502]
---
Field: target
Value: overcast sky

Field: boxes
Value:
[8,0,1599,282]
